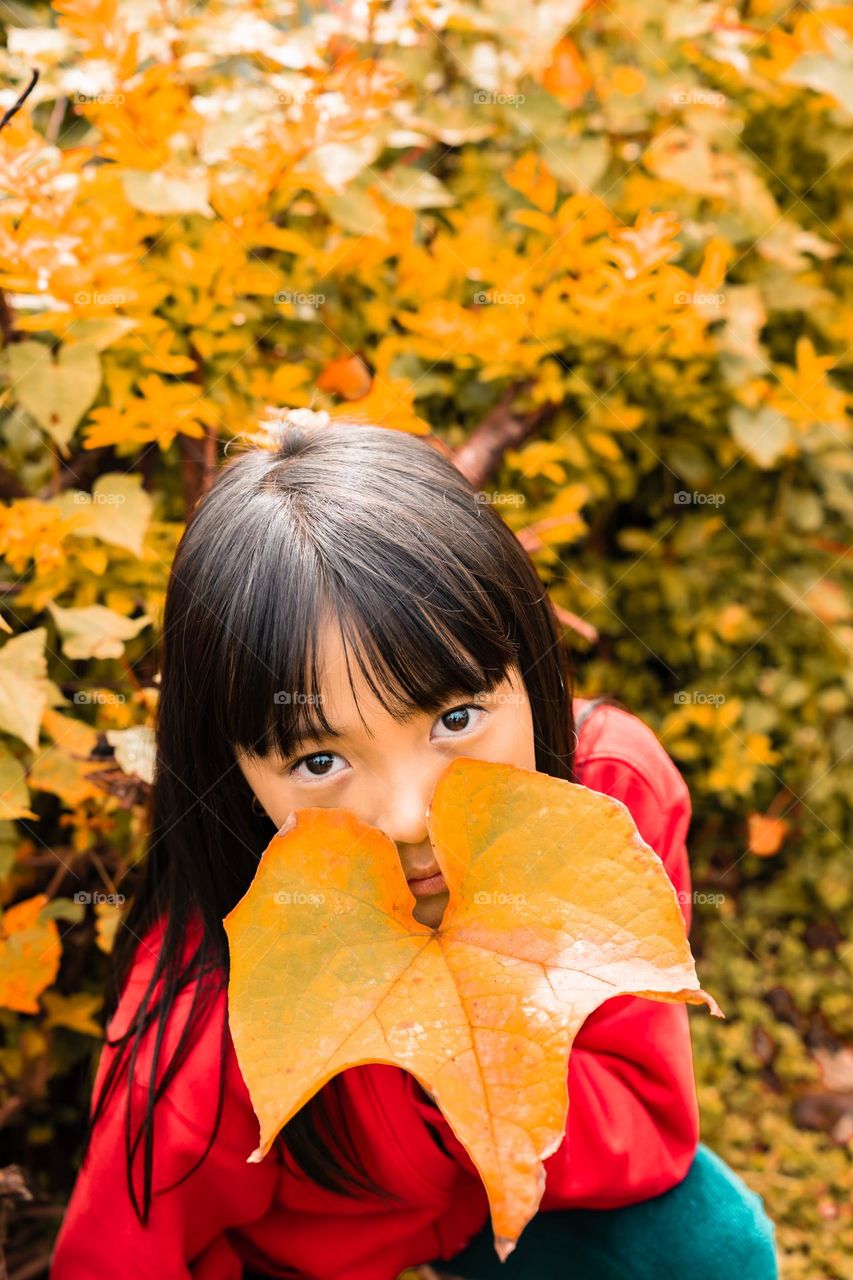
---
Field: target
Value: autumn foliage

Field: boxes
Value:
[0,1,851,1276]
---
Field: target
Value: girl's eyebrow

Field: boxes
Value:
[290,713,344,749]
[286,684,490,755]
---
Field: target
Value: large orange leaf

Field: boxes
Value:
[224,757,722,1259]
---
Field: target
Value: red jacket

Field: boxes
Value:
[51,699,700,1280]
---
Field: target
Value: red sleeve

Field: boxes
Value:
[538,707,700,1210]
[50,963,280,1279]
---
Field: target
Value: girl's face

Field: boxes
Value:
[236,619,537,929]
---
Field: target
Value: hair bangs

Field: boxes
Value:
[219,536,519,765]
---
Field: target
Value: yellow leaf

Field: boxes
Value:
[42,708,100,758]
[608,65,647,97]
[28,745,112,808]
[41,989,103,1037]
[771,335,848,430]
[0,895,61,1015]
[95,899,123,955]
[329,377,432,436]
[77,546,110,576]
[139,330,198,376]
[510,209,556,234]
[0,628,50,751]
[584,430,623,461]
[608,209,683,277]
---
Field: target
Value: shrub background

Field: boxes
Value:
[0,1,851,1275]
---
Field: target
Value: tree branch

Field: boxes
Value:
[451,384,553,489]
[0,68,40,134]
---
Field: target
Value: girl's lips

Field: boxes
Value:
[406,871,448,896]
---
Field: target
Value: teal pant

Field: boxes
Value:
[426,1144,779,1279]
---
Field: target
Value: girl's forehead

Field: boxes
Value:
[307,621,434,732]
[302,617,518,741]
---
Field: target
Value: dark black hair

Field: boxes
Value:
[81,417,618,1223]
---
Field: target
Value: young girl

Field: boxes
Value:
[50,416,778,1280]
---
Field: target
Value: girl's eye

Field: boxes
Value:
[431,702,489,739]
[284,701,489,780]
[286,752,347,781]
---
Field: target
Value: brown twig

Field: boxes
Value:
[451,384,554,489]
[0,1166,34,1280]
[551,602,598,645]
[177,344,219,513]
[0,69,40,134]
[0,292,17,346]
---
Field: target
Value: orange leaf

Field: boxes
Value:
[224,757,721,1258]
[0,894,61,1014]
[504,153,558,214]
[747,812,790,857]
[317,354,373,400]
[540,37,593,108]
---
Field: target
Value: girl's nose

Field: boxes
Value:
[370,773,432,847]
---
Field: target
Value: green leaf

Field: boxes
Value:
[0,750,37,821]
[729,406,794,469]
[3,342,102,456]
[38,897,86,925]
[781,53,853,116]
[56,473,153,558]
[105,725,156,784]
[317,187,386,237]
[61,317,138,352]
[121,169,214,216]
[374,165,456,209]
[546,136,610,191]
[48,604,151,661]
[0,629,50,751]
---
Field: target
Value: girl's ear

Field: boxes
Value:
[251,794,267,817]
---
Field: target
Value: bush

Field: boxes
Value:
[0,1,850,1274]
